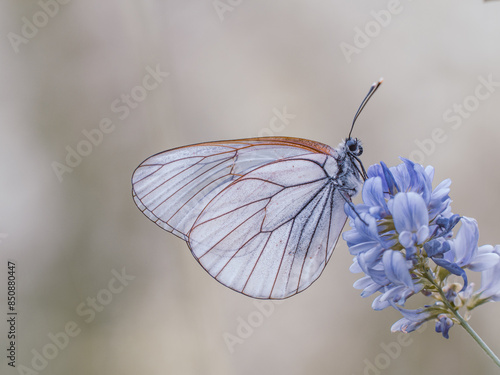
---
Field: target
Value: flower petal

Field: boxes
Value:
[428,179,452,220]
[372,295,391,310]
[468,245,500,272]
[383,251,413,288]
[476,245,500,301]
[468,253,500,272]
[390,304,431,333]
[432,258,468,290]
[451,217,479,267]
[361,178,390,220]
[435,314,454,339]
[424,238,451,258]
[416,225,430,244]
[391,192,429,239]
[381,161,399,195]
[398,231,414,248]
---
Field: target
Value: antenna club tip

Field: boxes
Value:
[373,77,384,87]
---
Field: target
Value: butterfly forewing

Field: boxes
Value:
[132,137,355,299]
[132,138,333,239]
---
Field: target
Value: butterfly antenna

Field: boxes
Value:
[348,78,383,139]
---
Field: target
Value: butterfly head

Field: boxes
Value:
[345,137,363,157]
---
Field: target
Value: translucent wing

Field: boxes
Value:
[132,137,357,299]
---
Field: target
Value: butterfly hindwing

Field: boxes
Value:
[189,155,350,298]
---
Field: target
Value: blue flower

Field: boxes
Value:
[435,314,454,339]
[450,218,499,271]
[390,304,431,334]
[474,245,500,302]
[391,192,429,250]
[451,217,479,267]
[344,158,500,338]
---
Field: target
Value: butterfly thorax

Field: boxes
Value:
[332,138,365,199]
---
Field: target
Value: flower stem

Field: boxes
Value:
[426,270,500,368]
[450,309,500,368]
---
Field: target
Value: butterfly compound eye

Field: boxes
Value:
[346,138,363,156]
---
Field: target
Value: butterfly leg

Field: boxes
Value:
[338,189,368,226]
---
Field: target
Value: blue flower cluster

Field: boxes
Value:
[343,158,500,338]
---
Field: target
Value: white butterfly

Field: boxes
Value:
[132,79,382,299]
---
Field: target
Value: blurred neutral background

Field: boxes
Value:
[1,1,500,374]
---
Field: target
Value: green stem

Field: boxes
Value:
[450,309,500,368]
[426,270,500,368]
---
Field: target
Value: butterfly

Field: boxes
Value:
[132,79,382,299]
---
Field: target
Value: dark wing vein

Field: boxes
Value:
[295,183,335,293]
